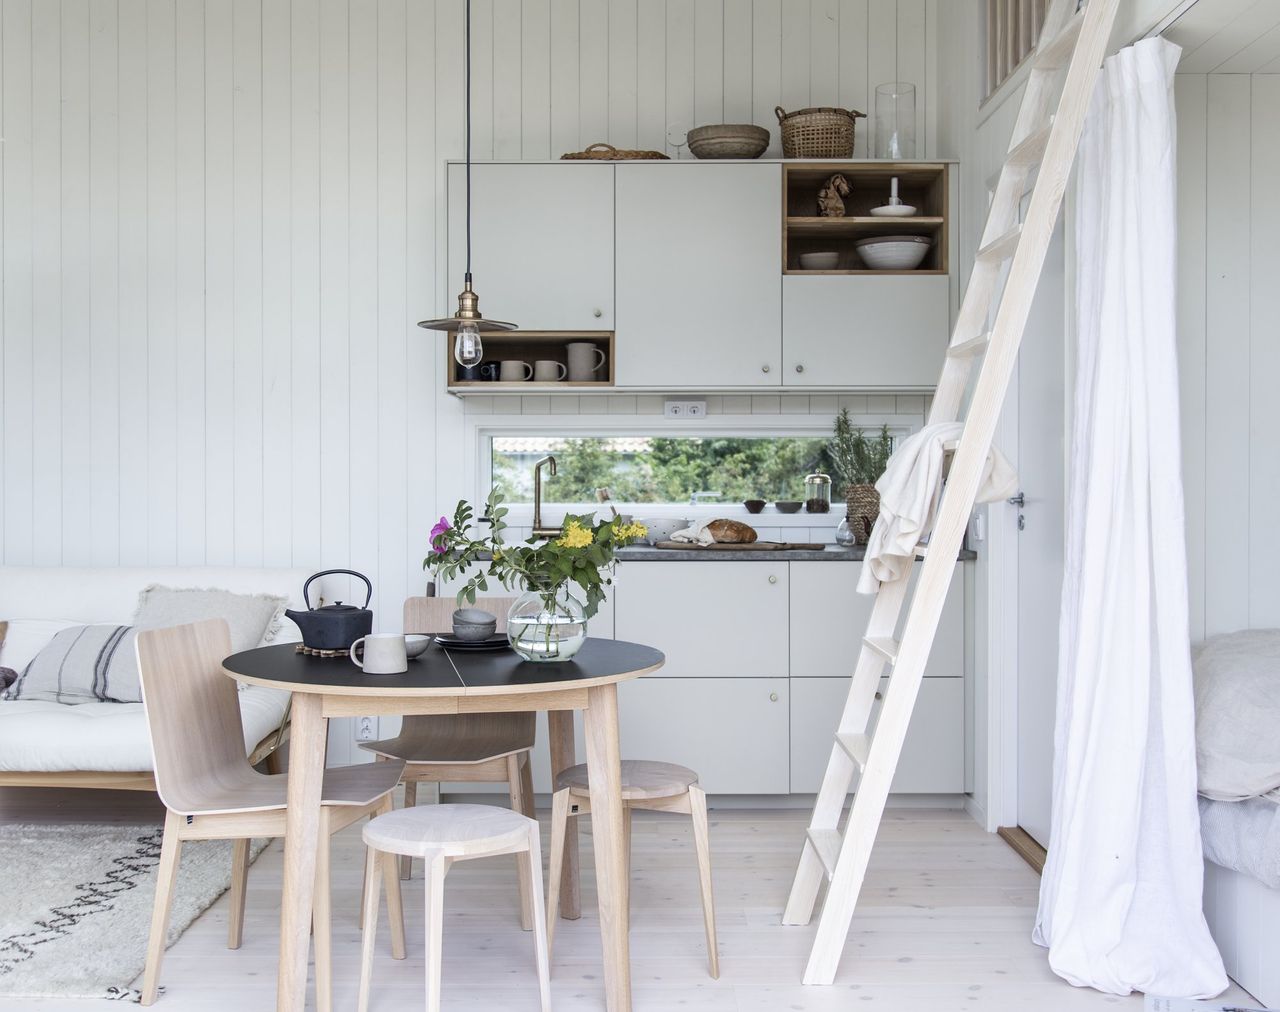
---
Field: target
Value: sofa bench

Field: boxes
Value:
[0,566,315,791]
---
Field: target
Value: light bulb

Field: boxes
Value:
[453,321,483,367]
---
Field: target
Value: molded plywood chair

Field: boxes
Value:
[135,619,408,1010]
[356,804,551,1012]
[359,596,540,928]
[547,760,720,979]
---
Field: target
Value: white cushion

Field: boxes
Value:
[0,685,290,773]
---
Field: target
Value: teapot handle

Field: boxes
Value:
[302,569,374,609]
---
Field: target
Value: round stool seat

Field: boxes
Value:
[554,760,699,801]
[363,803,534,859]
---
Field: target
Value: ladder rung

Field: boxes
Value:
[941,439,959,452]
[947,333,990,358]
[976,224,1022,265]
[863,636,900,665]
[1035,8,1085,70]
[914,542,930,557]
[807,828,843,880]
[1007,118,1054,169]
[836,731,870,772]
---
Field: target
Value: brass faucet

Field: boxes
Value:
[532,455,561,539]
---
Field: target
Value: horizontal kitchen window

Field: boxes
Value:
[490,434,838,506]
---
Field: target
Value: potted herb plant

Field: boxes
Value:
[828,410,893,545]
[426,488,647,662]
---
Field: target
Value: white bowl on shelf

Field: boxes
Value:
[798,251,840,270]
[854,234,932,270]
[869,203,918,217]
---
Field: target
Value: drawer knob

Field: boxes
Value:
[769,692,779,702]
[795,364,805,373]
[875,691,883,700]
[593,308,603,318]
[761,364,771,374]
[768,575,778,584]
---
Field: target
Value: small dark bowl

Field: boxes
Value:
[743,499,766,514]
[774,500,803,514]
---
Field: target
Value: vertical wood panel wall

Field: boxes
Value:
[1175,72,1280,641]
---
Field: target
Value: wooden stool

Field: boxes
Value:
[357,804,551,1012]
[546,760,719,979]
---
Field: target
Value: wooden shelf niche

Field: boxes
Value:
[783,162,949,275]
[445,331,614,393]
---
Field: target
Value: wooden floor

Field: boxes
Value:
[0,788,1256,1011]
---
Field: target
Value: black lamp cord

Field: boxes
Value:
[464,0,473,285]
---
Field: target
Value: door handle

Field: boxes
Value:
[1007,492,1025,508]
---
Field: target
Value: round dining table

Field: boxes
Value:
[223,636,665,1012]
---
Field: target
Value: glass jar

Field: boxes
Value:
[874,82,917,159]
[507,585,588,663]
[835,515,857,547]
[805,473,833,514]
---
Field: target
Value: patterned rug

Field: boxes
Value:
[0,823,268,1000]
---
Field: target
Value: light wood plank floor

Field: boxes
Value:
[0,789,1256,1011]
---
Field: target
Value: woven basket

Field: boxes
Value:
[775,106,865,158]
[845,484,880,546]
[562,142,669,161]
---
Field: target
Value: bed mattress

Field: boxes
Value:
[1199,794,1280,889]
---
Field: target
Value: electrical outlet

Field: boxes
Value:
[664,400,708,419]
[356,716,377,741]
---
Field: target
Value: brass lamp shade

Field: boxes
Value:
[417,281,516,333]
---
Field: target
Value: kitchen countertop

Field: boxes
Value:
[613,545,978,562]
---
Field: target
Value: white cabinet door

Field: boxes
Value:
[618,677,790,793]
[448,162,614,331]
[790,676,965,793]
[782,275,950,387]
[614,163,782,387]
[789,561,964,678]
[614,562,788,677]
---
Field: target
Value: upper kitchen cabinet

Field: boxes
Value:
[614,163,782,388]
[447,162,614,332]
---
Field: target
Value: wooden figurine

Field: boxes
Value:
[817,173,851,217]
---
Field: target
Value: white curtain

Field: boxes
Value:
[1032,37,1226,998]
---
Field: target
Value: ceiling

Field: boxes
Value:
[1164,0,1280,72]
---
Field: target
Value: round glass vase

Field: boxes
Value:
[507,585,588,663]
[874,81,917,158]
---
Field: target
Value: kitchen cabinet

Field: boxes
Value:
[789,561,964,678]
[614,561,789,678]
[447,162,614,331]
[782,275,950,387]
[614,163,782,388]
[789,676,965,793]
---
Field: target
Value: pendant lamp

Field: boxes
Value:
[417,0,515,365]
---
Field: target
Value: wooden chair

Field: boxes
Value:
[135,619,408,1010]
[360,596,540,928]
[546,759,720,979]
[357,804,551,1012]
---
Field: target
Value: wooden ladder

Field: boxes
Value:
[782,0,1121,985]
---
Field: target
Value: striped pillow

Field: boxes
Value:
[1,624,142,704]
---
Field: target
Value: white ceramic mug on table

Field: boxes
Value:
[499,360,534,382]
[566,342,607,381]
[533,360,568,382]
[349,633,408,674]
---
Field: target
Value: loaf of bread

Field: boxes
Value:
[706,519,758,544]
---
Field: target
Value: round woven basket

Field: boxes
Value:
[845,484,880,546]
[775,106,865,158]
[561,142,669,161]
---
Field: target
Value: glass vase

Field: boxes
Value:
[874,82,917,159]
[507,585,588,663]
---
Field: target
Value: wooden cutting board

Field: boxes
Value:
[652,541,827,551]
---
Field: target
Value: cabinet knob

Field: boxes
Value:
[795,364,805,374]
[593,308,603,318]
[768,574,778,584]
[761,364,771,374]
[769,692,779,702]
[875,691,883,700]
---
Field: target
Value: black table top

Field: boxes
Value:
[222,637,664,697]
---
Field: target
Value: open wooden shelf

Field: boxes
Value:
[445,330,614,393]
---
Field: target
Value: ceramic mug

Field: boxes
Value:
[566,342,607,382]
[533,360,568,382]
[499,360,534,382]
[349,633,408,675]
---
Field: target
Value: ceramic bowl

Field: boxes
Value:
[743,499,766,514]
[452,608,498,641]
[636,517,687,544]
[774,500,803,514]
[854,234,932,270]
[687,123,770,159]
[799,251,840,270]
[404,634,432,659]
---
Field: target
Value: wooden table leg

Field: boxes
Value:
[583,684,630,1012]
[547,709,581,920]
[277,692,327,1012]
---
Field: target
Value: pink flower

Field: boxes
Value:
[430,516,451,554]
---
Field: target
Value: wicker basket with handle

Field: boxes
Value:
[562,142,669,161]
[845,484,880,546]
[775,106,865,158]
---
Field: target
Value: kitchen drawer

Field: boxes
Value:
[614,561,788,677]
[789,676,965,793]
[789,561,963,677]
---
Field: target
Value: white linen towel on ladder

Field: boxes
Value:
[856,422,1016,594]
[1032,37,1226,999]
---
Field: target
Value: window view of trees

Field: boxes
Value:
[492,435,835,504]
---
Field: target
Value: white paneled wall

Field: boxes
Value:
[1175,72,1280,641]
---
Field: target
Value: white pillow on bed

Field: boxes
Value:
[1193,628,1280,803]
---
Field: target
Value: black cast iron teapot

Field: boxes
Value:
[285,570,374,651]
